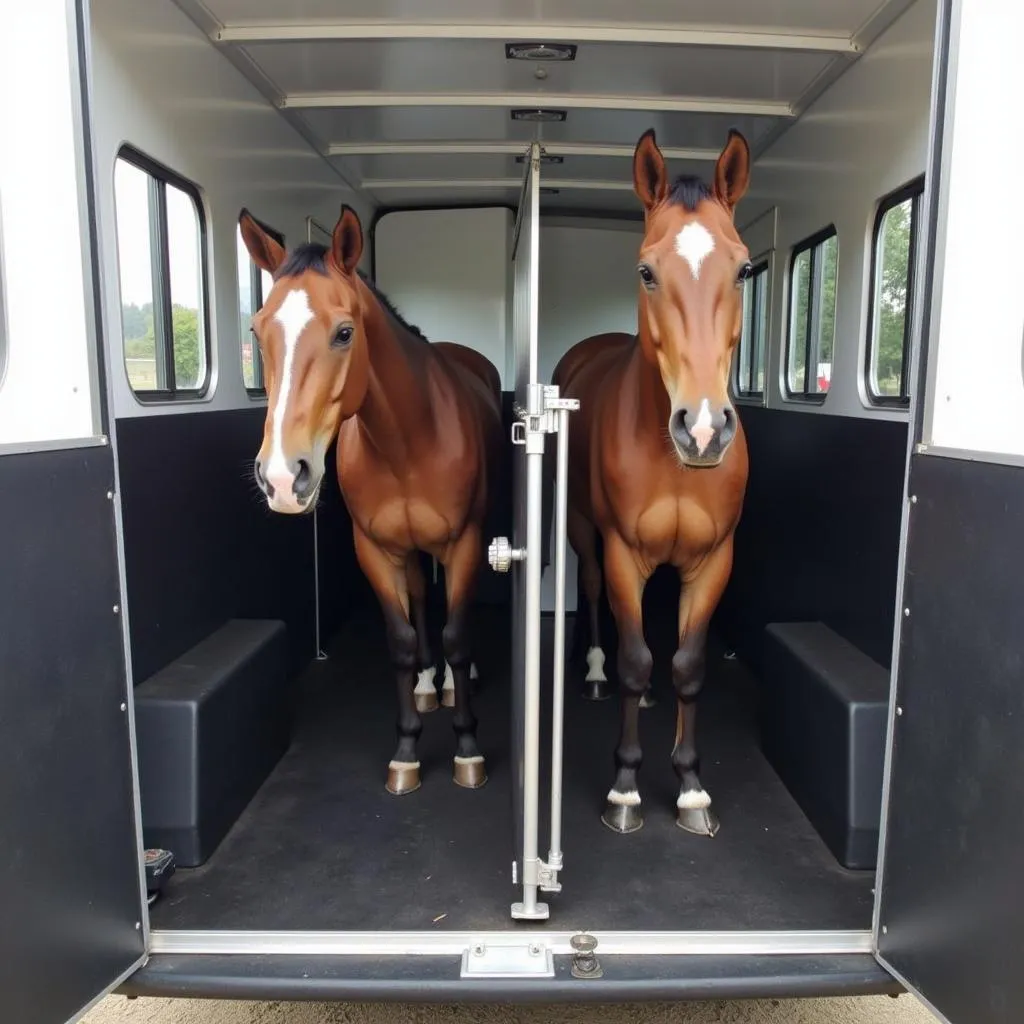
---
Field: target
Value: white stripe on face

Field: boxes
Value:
[674,221,715,280]
[691,398,715,456]
[265,288,313,498]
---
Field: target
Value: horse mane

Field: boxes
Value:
[667,175,713,212]
[274,242,428,341]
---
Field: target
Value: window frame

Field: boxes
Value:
[784,224,838,403]
[864,175,925,407]
[238,216,284,397]
[115,145,211,402]
[733,257,770,402]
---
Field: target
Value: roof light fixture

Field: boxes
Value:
[505,42,577,62]
[511,108,567,122]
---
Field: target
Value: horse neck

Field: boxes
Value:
[354,281,436,469]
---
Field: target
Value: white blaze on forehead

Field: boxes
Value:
[674,222,716,280]
[690,398,715,456]
[266,287,314,489]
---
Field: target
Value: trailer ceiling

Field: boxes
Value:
[171,0,919,216]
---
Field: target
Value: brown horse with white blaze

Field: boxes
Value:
[552,128,751,836]
[239,204,503,796]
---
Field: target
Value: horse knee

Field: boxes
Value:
[618,637,653,697]
[442,618,469,668]
[672,646,706,702]
[387,619,419,671]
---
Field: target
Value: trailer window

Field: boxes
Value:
[114,148,210,399]
[786,228,838,400]
[866,179,924,404]
[735,260,769,399]
[236,220,282,396]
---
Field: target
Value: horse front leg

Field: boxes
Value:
[354,529,422,795]
[672,538,734,836]
[601,530,653,833]
[441,523,487,789]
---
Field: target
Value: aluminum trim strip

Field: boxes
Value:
[150,929,873,957]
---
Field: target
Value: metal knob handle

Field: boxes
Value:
[570,933,597,954]
[488,537,525,574]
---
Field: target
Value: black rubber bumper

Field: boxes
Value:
[121,953,902,1003]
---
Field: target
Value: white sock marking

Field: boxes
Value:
[414,666,437,696]
[388,760,420,770]
[674,222,715,280]
[265,288,313,498]
[606,789,642,806]
[454,755,484,765]
[585,646,607,682]
[677,789,712,810]
[442,662,455,693]
[691,398,715,456]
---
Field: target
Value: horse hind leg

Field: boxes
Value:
[569,505,611,701]
[408,553,440,714]
[442,524,487,789]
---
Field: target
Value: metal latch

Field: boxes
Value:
[460,941,555,979]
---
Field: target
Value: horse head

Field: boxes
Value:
[632,128,752,467]
[238,204,368,513]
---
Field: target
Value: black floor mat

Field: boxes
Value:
[150,607,874,932]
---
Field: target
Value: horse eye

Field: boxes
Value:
[638,263,656,288]
[332,325,354,348]
[737,261,754,284]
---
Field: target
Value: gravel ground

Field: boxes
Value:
[85,994,937,1024]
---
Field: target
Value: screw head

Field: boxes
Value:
[896,706,903,717]
[113,604,120,614]
[120,702,127,712]
[903,607,910,617]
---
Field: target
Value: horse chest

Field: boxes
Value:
[630,495,719,568]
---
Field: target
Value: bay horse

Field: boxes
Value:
[239,204,503,795]
[552,128,751,836]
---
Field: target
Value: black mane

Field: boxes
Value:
[274,242,427,341]
[668,175,713,212]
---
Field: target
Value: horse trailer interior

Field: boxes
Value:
[3,0,1024,1021]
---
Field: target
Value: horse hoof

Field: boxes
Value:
[386,761,421,796]
[582,680,612,701]
[453,755,487,789]
[676,804,720,837]
[441,688,456,709]
[415,691,439,714]
[601,801,644,834]
[639,690,656,709]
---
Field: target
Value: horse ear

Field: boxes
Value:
[633,128,669,211]
[713,130,751,213]
[239,209,285,273]
[331,205,363,275]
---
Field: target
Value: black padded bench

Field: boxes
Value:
[760,622,889,870]
[134,619,291,867]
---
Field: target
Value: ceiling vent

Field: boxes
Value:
[511,108,567,123]
[505,42,577,61]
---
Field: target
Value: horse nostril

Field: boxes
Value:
[254,458,273,496]
[669,409,690,446]
[293,458,312,499]
[720,407,737,447]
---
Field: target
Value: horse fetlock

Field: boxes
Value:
[414,666,439,713]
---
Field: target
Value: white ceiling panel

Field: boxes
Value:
[240,39,831,100]
[204,0,885,37]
